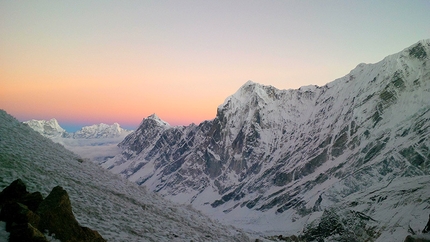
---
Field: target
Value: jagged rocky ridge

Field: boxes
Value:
[103,40,430,240]
[0,110,251,241]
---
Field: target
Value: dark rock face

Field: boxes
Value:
[8,223,48,242]
[0,179,43,212]
[302,208,379,242]
[0,179,28,206]
[409,42,428,60]
[20,192,44,212]
[0,179,106,242]
[404,235,430,242]
[0,202,40,231]
[37,186,105,242]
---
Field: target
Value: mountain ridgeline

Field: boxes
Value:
[24,119,131,139]
[104,40,430,239]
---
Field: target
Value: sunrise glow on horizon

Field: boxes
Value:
[1,1,429,131]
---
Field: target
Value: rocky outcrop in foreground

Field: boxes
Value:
[0,179,105,242]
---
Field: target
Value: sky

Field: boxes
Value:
[1,1,429,132]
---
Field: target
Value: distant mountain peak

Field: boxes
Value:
[238,80,268,92]
[72,122,130,139]
[24,118,66,137]
[241,80,258,88]
[142,113,170,127]
[24,119,131,139]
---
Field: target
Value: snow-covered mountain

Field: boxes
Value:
[24,118,67,138]
[25,120,131,139]
[0,110,252,241]
[103,40,430,240]
[24,120,133,162]
[71,122,131,139]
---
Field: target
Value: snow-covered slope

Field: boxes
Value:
[0,110,251,241]
[103,40,430,240]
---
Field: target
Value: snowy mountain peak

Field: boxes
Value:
[72,123,130,139]
[24,118,66,138]
[103,40,430,240]
[24,119,131,139]
[117,114,171,156]
[145,113,170,127]
[48,118,60,126]
[236,80,271,97]
[218,80,278,113]
[238,80,263,91]
[243,80,256,86]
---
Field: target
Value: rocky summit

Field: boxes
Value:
[102,40,430,240]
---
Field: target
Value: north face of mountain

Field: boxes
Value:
[103,40,430,239]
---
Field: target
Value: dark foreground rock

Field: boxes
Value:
[0,202,40,231]
[0,179,44,214]
[404,234,430,242]
[8,223,48,242]
[0,179,106,242]
[37,186,105,242]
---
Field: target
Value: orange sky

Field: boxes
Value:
[1,1,429,130]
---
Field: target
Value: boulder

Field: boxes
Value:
[0,180,106,242]
[0,202,40,231]
[404,234,430,242]
[0,179,43,212]
[21,192,44,212]
[8,223,48,242]
[0,179,28,207]
[37,186,105,242]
